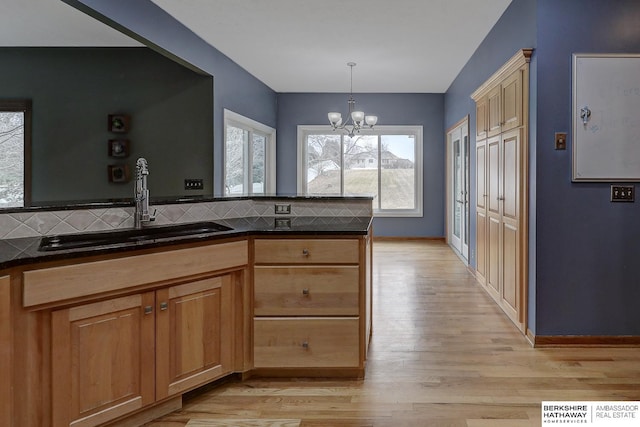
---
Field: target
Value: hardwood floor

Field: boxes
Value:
[147,240,640,427]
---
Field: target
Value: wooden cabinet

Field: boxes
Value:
[51,274,236,427]
[51,293,156,427]
[475,96,488,139]
[155,276,233,400]
[487,85,502,137]
[472,49,531,333]
[500,69,523,132]
[253,318,359,368]
[480,69,523,138]
[475,140,488,284]
[0,275,11,427]
[253,236,370,376]
[14,240,248,427]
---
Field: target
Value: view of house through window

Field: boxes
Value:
[224,110,275,195]
[0,106,27,208]
[299,126,423,216]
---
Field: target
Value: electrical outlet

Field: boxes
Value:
[275,218,291,229]
[184,179,203,190]
[275,203,291,214]
[611,185,634,202]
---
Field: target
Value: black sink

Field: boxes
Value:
[38,221,233,251]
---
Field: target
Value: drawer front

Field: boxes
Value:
[23,240,248,307]
[254,266,359,316]
[253,318,359,368]
[254,239,359,264]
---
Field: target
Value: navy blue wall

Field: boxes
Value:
[66,0,277,197]
[535,0,640,335]
[444,0,537,267]
[444,0,537,329]
[277,93,445,237]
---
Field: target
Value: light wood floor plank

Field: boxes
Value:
[147,241,640,427]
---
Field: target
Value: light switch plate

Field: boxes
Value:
[611,185,634,202]
[555,132,567,150]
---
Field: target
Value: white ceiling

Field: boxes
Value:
[150,0,513,93]
[2,0,512,93]
[0,0,141,47]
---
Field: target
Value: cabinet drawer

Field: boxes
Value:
[253,318,359,368]
[254,266,359,316]
[254,239,359,264]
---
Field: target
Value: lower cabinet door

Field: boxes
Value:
[155,275,233,400]
[253,317,359,368]
[51,292,156,427]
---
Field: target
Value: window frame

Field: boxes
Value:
[0,99,32,208]
[297,125,423,217]
[223,109,276,195]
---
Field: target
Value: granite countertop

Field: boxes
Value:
[0,216,372,270]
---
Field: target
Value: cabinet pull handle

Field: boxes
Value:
[144,305,153,315]
[301,341,309,349]
[302,249,309,256]
[302,288,310,296]
[160,302,168,311]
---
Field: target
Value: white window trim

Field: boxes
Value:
[297,125,423,217]
[224,109,276,195]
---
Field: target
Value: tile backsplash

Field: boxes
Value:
[0,199,372,239]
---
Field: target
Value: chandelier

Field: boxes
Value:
[327,62,378,138]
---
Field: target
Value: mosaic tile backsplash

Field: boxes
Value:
[0,199,372,239]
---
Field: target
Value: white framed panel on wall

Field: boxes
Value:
[572,53,640,181]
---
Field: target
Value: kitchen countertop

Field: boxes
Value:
[0,216,372,269]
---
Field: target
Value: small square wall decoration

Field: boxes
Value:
[108,164,130,183]
[108,139,130,158]
[108,114,130,133]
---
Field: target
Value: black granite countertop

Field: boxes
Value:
[0,216,372,270]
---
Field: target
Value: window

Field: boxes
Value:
[224,109,276,195]
[0,100,31,208]
[298,126,423,217]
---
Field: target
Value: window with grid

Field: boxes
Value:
[298,126,423,217]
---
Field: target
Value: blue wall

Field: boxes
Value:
[65,0,277,197]
[535,0,640,335]
[443,0,538,329]
[277,93,445,237]
[444,0,537,267]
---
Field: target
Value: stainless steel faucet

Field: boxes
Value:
[134,157,156,229]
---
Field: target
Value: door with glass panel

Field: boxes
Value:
[447,118,469,261]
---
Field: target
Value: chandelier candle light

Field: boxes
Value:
[328,62,378,138]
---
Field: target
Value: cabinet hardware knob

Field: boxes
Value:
[302,249,309,256]
[160,302,168,311]
[302,289,310,296]
[301,341,309,349]
[144,306,153,315]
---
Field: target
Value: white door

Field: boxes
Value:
[448,119,469,261]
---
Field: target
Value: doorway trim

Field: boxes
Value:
[445,115,470,263]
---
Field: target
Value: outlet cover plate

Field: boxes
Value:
[184,179,203,190]
[275,204,291,214]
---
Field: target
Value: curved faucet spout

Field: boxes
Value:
[134,157,156,229]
